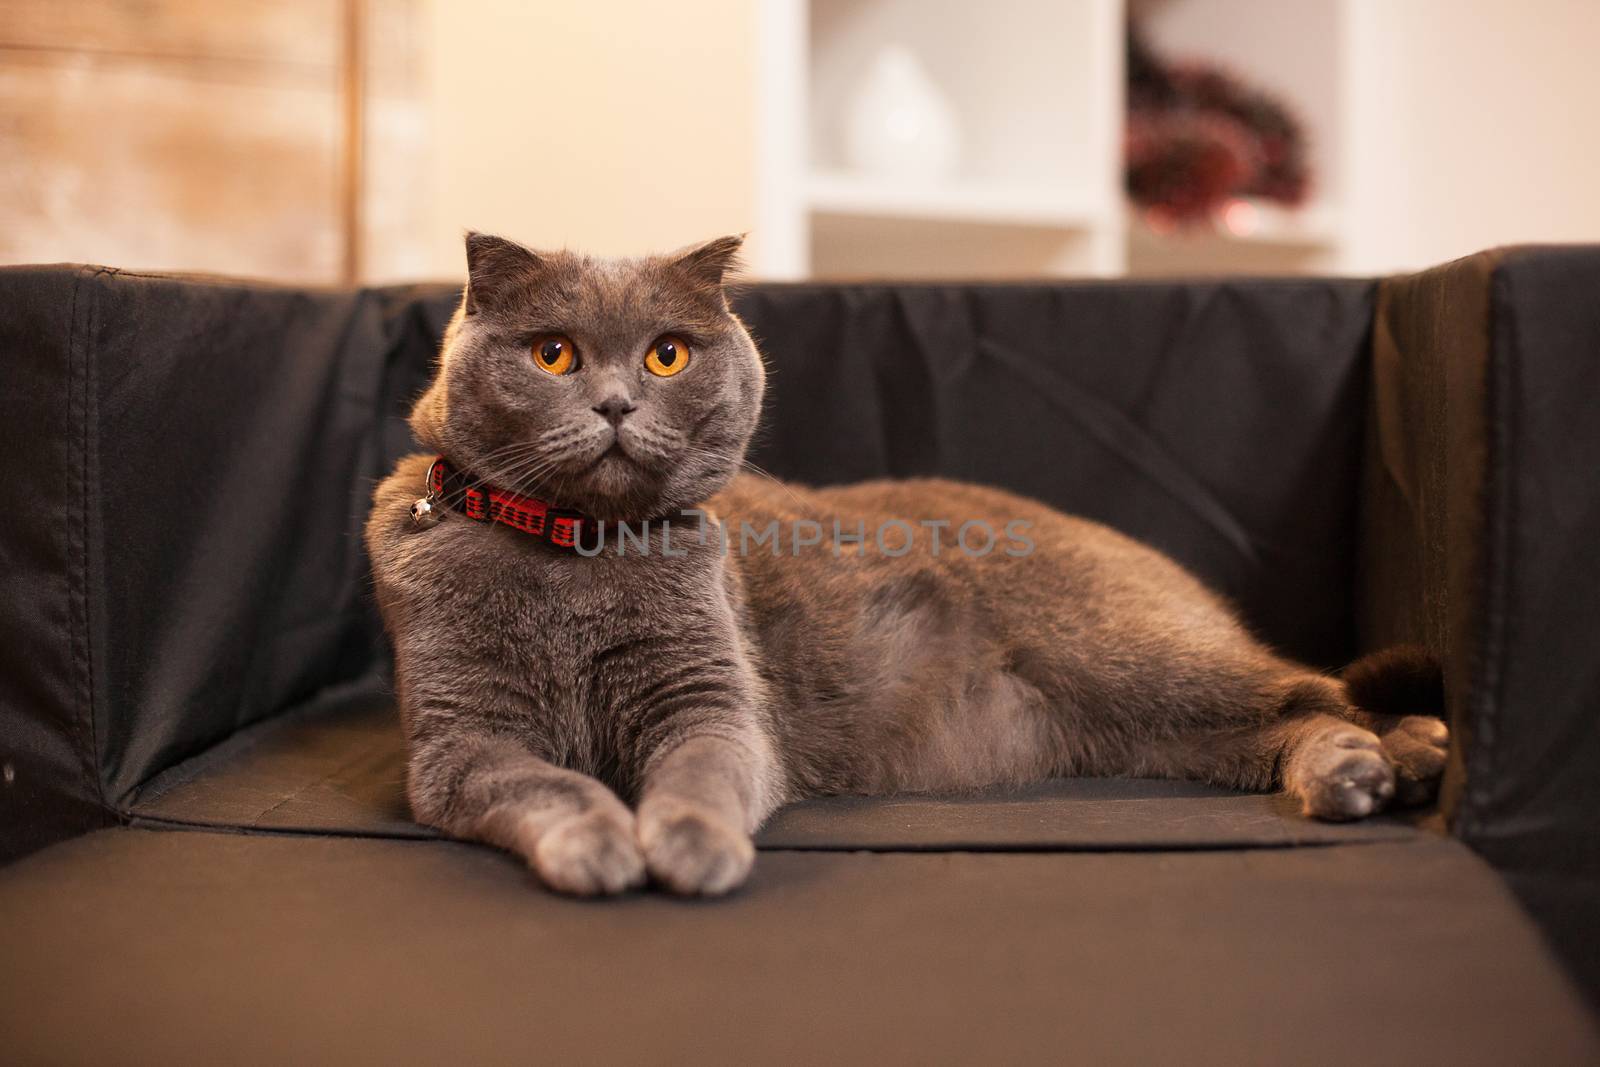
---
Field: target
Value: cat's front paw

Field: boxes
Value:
[637,798,755,896]
[530,807,647,896]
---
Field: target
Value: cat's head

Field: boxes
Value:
[411,232,764,521]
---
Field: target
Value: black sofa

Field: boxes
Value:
[2,251,1598,1064]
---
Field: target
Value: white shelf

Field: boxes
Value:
[808,171,1108,230]
[1127,201,1341,250]
[755,0,1360,279]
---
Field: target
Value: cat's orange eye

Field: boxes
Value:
[531,334,578,375]
[645,335,690,378]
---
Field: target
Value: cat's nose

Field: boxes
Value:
[592,395,637,426]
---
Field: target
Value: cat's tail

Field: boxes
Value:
[1340,644,1445,719]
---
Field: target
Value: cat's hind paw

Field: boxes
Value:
[1377,715,1450,806]
[637,798,755,897]
[530,808,647,896]
[1287,723,1396,822]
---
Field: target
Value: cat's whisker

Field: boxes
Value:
[736,458,811,511]
[422,440,552,510]
[675,443,811,513]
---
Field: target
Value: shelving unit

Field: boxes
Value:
[807,171,1104,230]
[753,0,1350,281]
[755,0,1126,280]
[1126,199,1342,276]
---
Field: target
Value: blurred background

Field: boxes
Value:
[3,0,1598,284]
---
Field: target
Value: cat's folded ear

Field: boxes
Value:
[668,234,746,293]
[463,231,545,315]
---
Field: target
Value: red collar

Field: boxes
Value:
[418,456,595,551]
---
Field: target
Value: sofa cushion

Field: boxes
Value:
[1,827,1592,1064]
[129,684,1429,852]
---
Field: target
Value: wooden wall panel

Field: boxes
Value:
[360,0,431,283]
[0,0,361,283]
[1,0,338,67]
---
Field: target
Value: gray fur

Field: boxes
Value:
[366,233,1447,896]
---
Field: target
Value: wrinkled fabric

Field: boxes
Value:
[737,281,1376,670]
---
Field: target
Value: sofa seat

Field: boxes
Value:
[0,684,1585,1064]
[3,821,1594,1065]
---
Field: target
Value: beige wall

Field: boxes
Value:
[11,2,1598,282]
[1342,0,1600,274]
[419,0,758,277]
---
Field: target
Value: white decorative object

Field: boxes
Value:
[843,44,961,182]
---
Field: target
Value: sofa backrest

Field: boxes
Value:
[0,266,1374,858]
[737,280,1375,666]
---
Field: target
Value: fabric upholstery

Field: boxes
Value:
[1,828,1593,1065]
[0,267,113,858]
[736,280,1375,669]
[1366,248,1600,998]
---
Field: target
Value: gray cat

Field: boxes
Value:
[366,233,1448,896]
